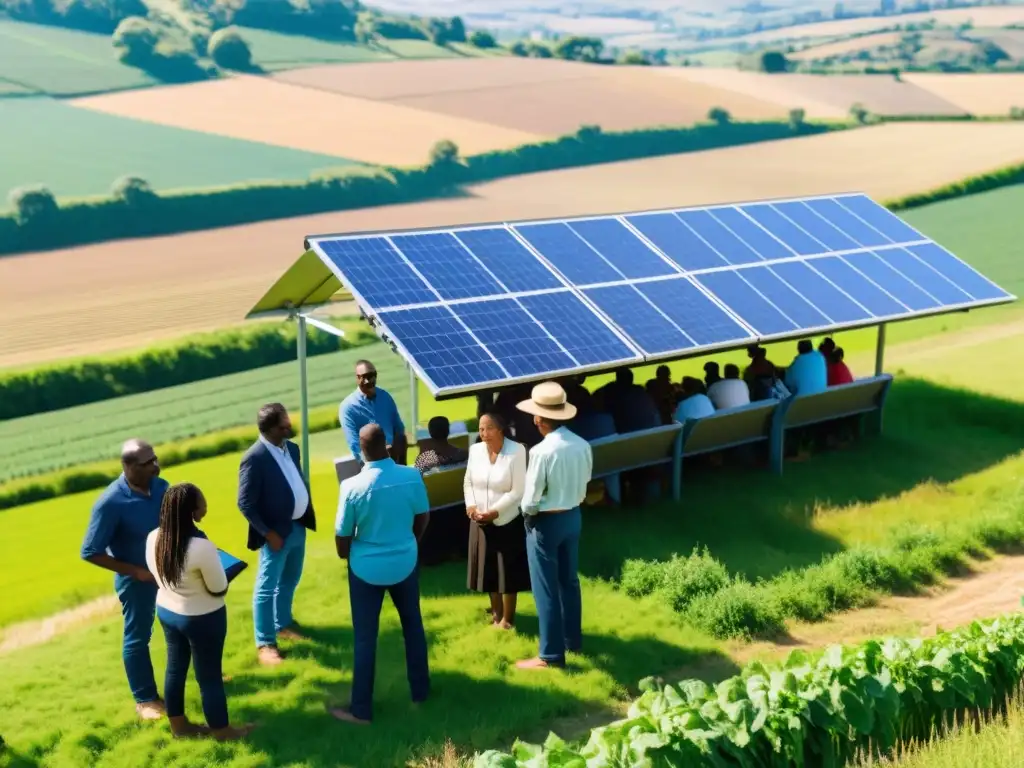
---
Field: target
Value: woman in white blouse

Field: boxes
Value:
[464,412,530,629]
[145,483,251,741]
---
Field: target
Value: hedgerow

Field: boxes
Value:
[476,615,1024,766]
[885,160,1024,212]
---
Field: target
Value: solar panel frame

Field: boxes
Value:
[305,191,1015,398]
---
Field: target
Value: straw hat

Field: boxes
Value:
[516,381,577,421]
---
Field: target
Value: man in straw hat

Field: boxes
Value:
[514,381,593,670]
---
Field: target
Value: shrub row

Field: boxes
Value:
[621,511,1024,641]
[0,120,839,256]
[0,320,375,421]
[476,614,1024,766]
[886,160,1024,212]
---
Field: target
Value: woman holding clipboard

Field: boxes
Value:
[145,483,252,741]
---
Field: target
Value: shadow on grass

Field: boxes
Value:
[234,625,737,767]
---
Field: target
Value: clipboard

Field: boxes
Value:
[217,548,248,582]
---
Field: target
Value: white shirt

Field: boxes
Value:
[259,435,310,520]
[522,426,593,516]
[707,378,751,411]
[463,438,527,527]
[145,531,228,616]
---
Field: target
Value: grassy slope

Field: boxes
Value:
[1,323,1023,765]
[0,95,360,199]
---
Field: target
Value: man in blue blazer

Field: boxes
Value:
[238,403,317,666]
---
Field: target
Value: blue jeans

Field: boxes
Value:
[158,605,229,729]
[348,567,430,721]
[526,508,583,665]
[117,578,159,703]
[253,525,306,647]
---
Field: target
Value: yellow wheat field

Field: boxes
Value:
[70,74,544,167]
[4,122,1024,367]
[901,73,1024,117]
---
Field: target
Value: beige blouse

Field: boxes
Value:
[462,438,527,527]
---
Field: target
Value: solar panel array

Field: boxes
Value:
[308,193,1014,397]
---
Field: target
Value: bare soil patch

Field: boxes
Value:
[902,73,1024,117]
[4,121,1024,367]
[70,74,542,166]
[0,595,117,655]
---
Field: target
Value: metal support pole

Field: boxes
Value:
[874,323,886,376]
[297,314,310,482]
[408,362,419,442]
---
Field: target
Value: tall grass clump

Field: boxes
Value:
[621,547,729,610]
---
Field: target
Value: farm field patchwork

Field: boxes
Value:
[233,27,396,71]
[69,74,544,166]
[901,73,1024,117]
[789,31,903,60]
[0,95,357,201]
[656,68,968,118]
[2,324,1023,766]
[0,17,157,97]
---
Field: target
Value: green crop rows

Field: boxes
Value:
[0,342,405,482]
[478,615,1024,767]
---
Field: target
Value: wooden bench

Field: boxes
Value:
[769,374,894,474]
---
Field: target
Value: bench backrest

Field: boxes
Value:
[589,423,682,479]
[681,400,779,456]
[783,375,893,429]
[422,463,467,511]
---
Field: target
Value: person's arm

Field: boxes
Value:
[197,540,229,598]
[463,448,478,518]
[238,454,283,551]
[486,445,527,521]
[520,450,548,518]
[334,482,355,560]
[340,400,362,463]
[81,500,152,582]
[412,474,430,542]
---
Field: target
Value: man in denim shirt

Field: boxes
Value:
[339,359,408,465]
[80,439,168,720]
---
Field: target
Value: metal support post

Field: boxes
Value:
[874,323,886,376]
[408,363,419,442]
[297,314,310,482]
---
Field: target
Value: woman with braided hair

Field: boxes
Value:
[145,483,251,741]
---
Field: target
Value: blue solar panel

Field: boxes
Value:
[584,284,695,355]
[319,237,435,308]
[452,299,574,377]
[568,218,677,279]
[376,306,505,389]
[695,270,798,336]
[513,223,622,285]
[638,277,754,347]
[390,233,504,301]
[309,191,1013,396]
[518,292,640,367]
[453,227,564,293]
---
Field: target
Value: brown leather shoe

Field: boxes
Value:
[136,699,166,720]
[257,645,284,666]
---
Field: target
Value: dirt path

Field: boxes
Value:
[0,595,117,656]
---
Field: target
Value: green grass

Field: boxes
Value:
[0,95,362,200]
[378,38,466,59]
[0,17,158,97]
[237,27,396,72]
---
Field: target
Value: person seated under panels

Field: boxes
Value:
[707,363,751,411]
[827,346,858,447]
[566,386,621,506]
[561,375,593,415]
[703,361,722,390]
[743,345,775,390]
[495,384,543,449]
[674,377,715,422]
[414,417,469,474]
[784,339,829,458]
[593,369,662,503]
[414,416,471,568]
[819,336,836,359]
[645,365,678,426]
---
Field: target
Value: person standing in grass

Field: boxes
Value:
[80,438,168,721]
[515,382,592,671]
[146,483,252,741]
[339,359,408,466]
[332,424,431,725]
[238,403,317,667]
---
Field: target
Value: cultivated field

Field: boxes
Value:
[2,121,1023,367]
[234,26,396,71]
[70,74,543,166]
[273,57,790,133]
[655,68,968,118]
[0,17,157,97]
[902,73,1024,116]
[789,31,903,61]
[0,96,354,200]
[735,6,1024,44]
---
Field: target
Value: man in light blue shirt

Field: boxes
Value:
[674,377,716,422]
[339,359,407,465]
[784,339,828,396]
[331,424,431,725]
[516,382,593,671]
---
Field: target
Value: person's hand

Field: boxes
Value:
[474,510,499,524]
[466,505,478,519]
[134,566,155,583]
[523,514,536,533]
[266,531,285,552]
